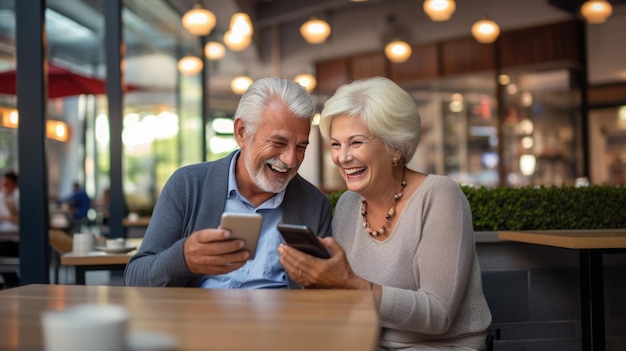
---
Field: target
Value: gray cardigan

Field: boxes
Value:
[124,151,332,287]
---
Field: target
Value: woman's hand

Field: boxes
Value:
[278,237,367,289]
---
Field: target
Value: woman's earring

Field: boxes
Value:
[392,158,398,167]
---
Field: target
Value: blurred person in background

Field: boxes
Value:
[0,170,20,288]
[59,182,91,233]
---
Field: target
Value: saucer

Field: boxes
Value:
[94,245,136,254]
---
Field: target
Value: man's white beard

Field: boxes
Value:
[244,152,294,193]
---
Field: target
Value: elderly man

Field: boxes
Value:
[125,77,332,288]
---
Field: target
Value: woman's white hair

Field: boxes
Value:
[319,76,421,162]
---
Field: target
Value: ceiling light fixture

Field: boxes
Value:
[423,0,456,22]
[385,41,412,63]
[205,41,225,60]
[381,14,412,63]
[181,4,216,36]
[231,76,253,95]
[580,0,613,24]
[177,56,203,75]
[471,18,500,44]
[230,13,253,38]
[294,74,317,92]
[223,13,253,51]
[300,17,331,44]
[223,30,252,51]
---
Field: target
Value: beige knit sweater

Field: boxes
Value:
[333,175,492,350]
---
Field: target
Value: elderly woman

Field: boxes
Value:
[278,77,492,351]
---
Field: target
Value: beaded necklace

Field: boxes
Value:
[360,167,407,237]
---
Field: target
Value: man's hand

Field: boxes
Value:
[183,228,250,275]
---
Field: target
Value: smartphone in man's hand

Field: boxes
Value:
[219,213,263,259]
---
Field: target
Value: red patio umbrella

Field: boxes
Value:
[0,63,140,98]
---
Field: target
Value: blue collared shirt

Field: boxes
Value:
[201,151,287,289]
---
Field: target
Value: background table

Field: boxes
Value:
[123,216,151,238]
[122,216,151,228]
[60,238,142,284]
[0,284,379,351]
[498,229,626,351]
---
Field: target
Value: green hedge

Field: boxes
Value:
[463,185,626,231]
[328,185,626,231]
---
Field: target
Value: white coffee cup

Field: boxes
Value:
[41,303,129,351]
[106,238,126,249]
[72,232,95,254]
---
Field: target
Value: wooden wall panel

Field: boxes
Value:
[314,21,584,91]
[390,42,439,84]
[315,58,350,94]
[350,52,387,80]
[441,37,495,76]
[588,82,626,107]
[499,20,582,69]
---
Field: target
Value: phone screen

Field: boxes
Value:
[277,223,330,259]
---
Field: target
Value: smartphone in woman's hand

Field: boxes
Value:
[277,223,330,259]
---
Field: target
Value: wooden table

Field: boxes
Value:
[498,229,626,351]
[0,284,379,351]
[60,238,142,285]
[122,216,151,228]
[122,216,151,238]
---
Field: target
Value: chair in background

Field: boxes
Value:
[0,255,19,289]
[0,234,20,289]
[48,229,73,284]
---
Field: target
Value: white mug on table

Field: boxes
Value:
[72,232,95,254]
[41,303,129,351]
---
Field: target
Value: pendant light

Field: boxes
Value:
[423,0,456,22]
[181,4,216,36]
[222,12,253,51]
[177,56,203,75]
[580,0,613,24]
[381,14,412,63]
[300,17,331,44]
[230,13,253,38]
[204,41,225,60]
[231,76,253,95]
[224,30,252,51]
[294,74,317,92]
[471,18,500,44]
[384,41,412,63]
